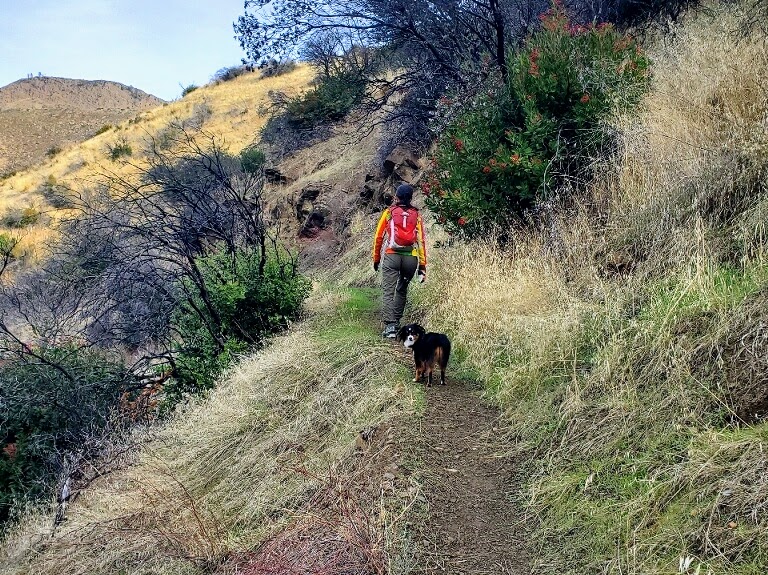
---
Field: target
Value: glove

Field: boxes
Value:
[417,266,426,283]
[373,261,380,272]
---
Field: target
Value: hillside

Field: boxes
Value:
[0,65,317,260]
[0,77,164,175]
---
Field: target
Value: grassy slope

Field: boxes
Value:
[414,3,768,574]
[0,65,314,260]
[1,285,423,574]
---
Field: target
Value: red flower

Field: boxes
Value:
[530,48,540,62]
[453,138,464,152]
[482,166,491,174]
[2,443,17,460]
[511,154,521,164]
[489,158,497,166]
[580,93,590,103]
[458,217,467,226]
[529,62,540,77]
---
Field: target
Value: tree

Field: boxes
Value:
[0,121,309,523]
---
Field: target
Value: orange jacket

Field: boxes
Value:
[372,205,427,268]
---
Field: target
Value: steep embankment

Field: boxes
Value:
[414,4,768,574]
[0,77,163,175]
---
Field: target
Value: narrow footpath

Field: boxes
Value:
[413,380,533,574]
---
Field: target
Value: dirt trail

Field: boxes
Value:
[413,380,533,574]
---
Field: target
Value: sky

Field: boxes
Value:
[0,0,250,100]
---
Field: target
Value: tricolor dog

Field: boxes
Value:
[397,323,451,387]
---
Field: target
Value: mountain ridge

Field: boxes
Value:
[0,76,164,174]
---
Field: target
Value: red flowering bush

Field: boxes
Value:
[424,2,649,238]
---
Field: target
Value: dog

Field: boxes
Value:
[397,323,451,387]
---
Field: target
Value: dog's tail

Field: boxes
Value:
[435,339,451,369]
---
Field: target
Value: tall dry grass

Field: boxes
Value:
[414,3,768,573]
[0,286,419,575]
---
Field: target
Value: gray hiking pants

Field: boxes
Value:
[381,252,418,326]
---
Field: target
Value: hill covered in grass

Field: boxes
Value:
[0,77,164,175]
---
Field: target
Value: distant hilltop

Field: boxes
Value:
[0,76,165,174]
[0,76,164,111]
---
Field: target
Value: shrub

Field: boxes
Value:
[107,137,132,161]
[93,124,113,136]
[240,146,266,174]
[2,206,40,228]
[180,84,198,97]
[212,64,254,83]
[39,175,75,209]
[0,346,131,523]
[169,248,310,400]
[424,3,649,238]
[259,58,297,78]
[45,145,62,158]
[285,70,366,129]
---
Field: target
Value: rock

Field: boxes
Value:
[383,145,420,175]
[264,166,292,184]
[295,184,331,221]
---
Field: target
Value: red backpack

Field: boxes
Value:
[388,205,418,248]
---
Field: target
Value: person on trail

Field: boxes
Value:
[372,183,427,338]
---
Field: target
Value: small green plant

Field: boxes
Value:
[107,137,132,161]
[424,3,649,237]
[45,145,62,158]
[240,146,266,174]
[181,83,198,97]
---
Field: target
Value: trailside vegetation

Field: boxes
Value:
[423,5,649,237]
[0,122,309,525]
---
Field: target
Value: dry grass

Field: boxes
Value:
[0,285,419,575]
[0,66,315,250]
[412,3,768,573]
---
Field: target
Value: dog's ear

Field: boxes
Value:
[415,324,426,337]
[396,325,407,342]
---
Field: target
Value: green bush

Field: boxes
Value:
[2,206,40,228]
[285,70,366,129]
[259,58,297,78]
[45,145,62,158]
[169,248,310,402]
[212,64,254,83]
[93,124,113,136]
[181,84,198,97]
[107,138,132,161]
[424,4,649,237]
[240,146,266,174]
[0,346,130,523]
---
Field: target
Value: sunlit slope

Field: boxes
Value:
[0,66,314,255]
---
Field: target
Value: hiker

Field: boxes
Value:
[372,183,427,338]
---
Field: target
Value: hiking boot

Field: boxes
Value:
[382,323,398,339]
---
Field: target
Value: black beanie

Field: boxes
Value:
[395,183,414,202]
